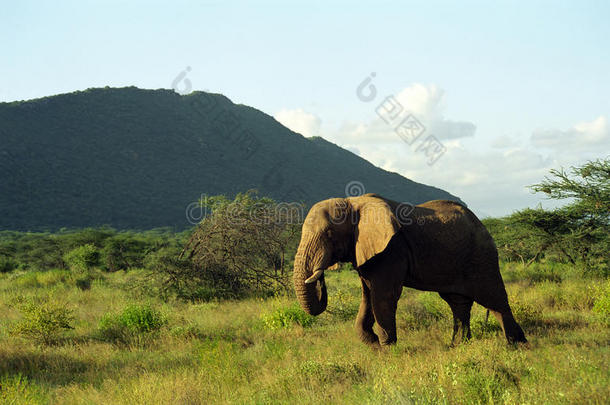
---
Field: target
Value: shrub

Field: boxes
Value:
[98,304,166,344]
[180,192,301,299]
[10,298,75,345]
[119,304,165,332]
[143,247,220,301]
[0,256,19,273]
[100,234,151,272]
[261,303,315,329]
[63,244,99,272]
[16,234,65,271]
[97,315,127,343]
[99,238,125,272]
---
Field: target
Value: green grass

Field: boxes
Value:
[0,263,608,404]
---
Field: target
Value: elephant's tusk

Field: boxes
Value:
[304,269,324,284]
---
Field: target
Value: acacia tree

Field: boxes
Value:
[519,158,609,271]
[531,158,609,213]
[483,216,551,266]
[179,191,302,297]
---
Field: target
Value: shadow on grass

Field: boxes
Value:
[0,340,205,389]
[522,317,591,336]
[170,325,255,348]
[469,313,592,344]
[0,350,89,387]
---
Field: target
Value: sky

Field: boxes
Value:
[2,0,609,216]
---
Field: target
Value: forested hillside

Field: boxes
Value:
[0,87,461,230]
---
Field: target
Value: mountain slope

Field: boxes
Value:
[0,87,462,230]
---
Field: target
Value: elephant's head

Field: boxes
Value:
[293,194,403,315]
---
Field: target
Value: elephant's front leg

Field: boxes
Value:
[369,279,402,346]
[355,277,378,345]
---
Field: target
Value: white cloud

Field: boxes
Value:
[395,83,445,119]
[491,135,520,149]
[531,115,609,151]
[330,84,476,148]
[394,84,476,140]
[275,89,606,218]
[324,89,608,216]
[274,108,321,137]
[340,138,555,217]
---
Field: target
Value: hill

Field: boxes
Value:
[0,87,462,230]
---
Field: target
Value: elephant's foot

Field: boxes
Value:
[449,324,472,347]
[358,329,379,346]
[379,338,397,346]
[377,329,397,346]
[364,335,396,350]
[490,310,528,345]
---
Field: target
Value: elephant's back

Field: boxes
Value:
[414,200,490,233]
[416,199,469,212]
[412,200,485,236]
[404,200,500,287]
[409,201,475,249]
[414,200,494,247]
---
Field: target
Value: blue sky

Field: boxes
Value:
[2,1,609,216]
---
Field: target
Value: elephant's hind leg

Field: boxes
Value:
[356,277,378,345]
[439,293,473,346]
[489,310,527,344]
[473,282,527,344]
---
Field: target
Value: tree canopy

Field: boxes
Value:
[484,158,609,274]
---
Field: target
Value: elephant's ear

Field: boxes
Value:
[354,198,401,268]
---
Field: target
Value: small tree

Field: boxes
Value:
[10,298,75,345]
[100,234,151,271]
[530,158,609,214]
[162,191,302,299]
[520,158,609,271]
[63,244,100,272]
[483,216,550,266]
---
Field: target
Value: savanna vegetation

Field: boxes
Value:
[0,160,608,404]
[0,263,608,404]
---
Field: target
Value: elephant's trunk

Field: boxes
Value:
[293,235,328,316]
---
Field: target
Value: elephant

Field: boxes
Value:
[293,193,527,346]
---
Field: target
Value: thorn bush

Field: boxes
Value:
[10,298,75,345]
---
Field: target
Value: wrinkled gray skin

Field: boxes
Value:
[293,194,527,346]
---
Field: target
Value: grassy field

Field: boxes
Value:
[0,263,608,404]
